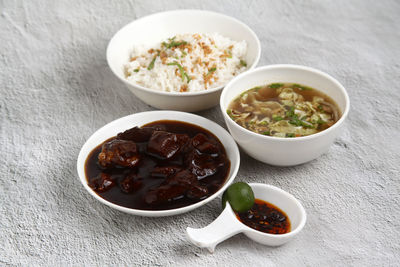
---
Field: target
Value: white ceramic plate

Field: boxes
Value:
[76,111,240,216]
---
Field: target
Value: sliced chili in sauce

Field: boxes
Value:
[236,199,291,234]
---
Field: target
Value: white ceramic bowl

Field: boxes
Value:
[220,64,350,166]
[186,183,307,252]
[107,10,261,112]
[76,111,240,217]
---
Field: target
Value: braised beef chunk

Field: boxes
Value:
[192,133,219,154]
[120,173,142,193]
[147,131,190,159]
[189,152,225,179]
[117,126,165,142]
[167,169,197,185]
[151,166,182,178]
[89,173,115,192]
[98,139,140,168]
[144,184,183,205]
[145,170,207,205]
[187,184,209,199]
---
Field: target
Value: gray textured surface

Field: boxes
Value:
[1,0,399,266]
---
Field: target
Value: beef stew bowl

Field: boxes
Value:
[77,111,240,216]
[220,64,350,166]
[106,10,261,112]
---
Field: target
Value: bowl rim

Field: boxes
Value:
[241,183,307,239]
[76,110,240,216]
[106,9,261,97]
[220,64,350,142]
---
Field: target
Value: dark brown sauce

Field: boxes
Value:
[236,199,291,234]
[85,120,230,210]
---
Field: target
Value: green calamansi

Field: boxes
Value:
[222,182,255,212]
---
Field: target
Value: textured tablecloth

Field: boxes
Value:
[1,0,399,266]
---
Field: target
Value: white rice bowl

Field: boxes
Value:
[124,33,248,93]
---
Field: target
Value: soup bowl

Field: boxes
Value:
[76,111,240,216]
[220,64,350,166]
[107,9,261,112]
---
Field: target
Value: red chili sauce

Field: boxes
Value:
[236,199,291,234]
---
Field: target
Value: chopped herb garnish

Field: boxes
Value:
[269,83,284,89]
[286,133,295,138]
[317,118,326,124]
[167,61,191,83]
[272,115,283,121]
[293,83,312,90]
[133,69,139,72]
[240,59,247,67]
[283,106,314,128]
[227,109,240,119]
[224,50,233,58]
[259,121,268,125]
[147,51,160,70]
[147,57,156,70]
[303,124,313,129]
[206,67,217,76]
[288,118,301,126]
[227,109,233,118]
[289,117,314,128]
[262,131,271,135]
[184,74,191,83]
[162,36,188,49]
[285,106,295,117]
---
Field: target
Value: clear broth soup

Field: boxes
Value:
[227,83,341,138]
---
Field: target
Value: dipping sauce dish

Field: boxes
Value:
[186,183,307,252]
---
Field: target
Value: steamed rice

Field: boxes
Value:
[124,33,248,92]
